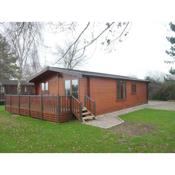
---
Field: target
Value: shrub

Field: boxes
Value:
[150,80,175,101]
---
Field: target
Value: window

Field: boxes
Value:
[45,82,48,91]
[65,80,71,96]
[41,83,45,91]
[24,86,27,93]
[72,80,78,98]
[65,79,79,98]
[0,86,5,93]
[117,80,126,100]
[131,83,136,94]
[41,82,49,91]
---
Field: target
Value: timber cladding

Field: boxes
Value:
[30,67,148,117]
[33,72,148,116]
[88,77,148,115]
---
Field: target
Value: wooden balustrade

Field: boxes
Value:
[84,95,96,115]
[0,93,5,103]
[71,96,82,121]
[5,95,73,122]
[5,95,83,122]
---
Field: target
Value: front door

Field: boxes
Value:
[65,79,79,99]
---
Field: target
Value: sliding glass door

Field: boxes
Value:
[65,79,79,99]
[72,80,78,98]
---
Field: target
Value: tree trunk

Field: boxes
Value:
[17,68,22,95]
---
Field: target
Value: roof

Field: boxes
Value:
[0,80,34,86]
[29,66,149,83]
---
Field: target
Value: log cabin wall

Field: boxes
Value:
[88,77,148,115]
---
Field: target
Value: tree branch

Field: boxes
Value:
[77,22,115,52]
[111,22,129,42]
[55,22,90,64]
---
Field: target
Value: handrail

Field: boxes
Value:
[72,95,81,103]
[85,95,95,102]
[71,96,82,121]
[5,94,85,122]
[84,95,96,115]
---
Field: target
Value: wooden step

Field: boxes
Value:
[82,115,94,122]
[82,115,96,122]
[82,107,87,111]
[82,111,91,116]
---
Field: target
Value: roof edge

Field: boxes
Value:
[29,66,149,83]
[28,66,50,82]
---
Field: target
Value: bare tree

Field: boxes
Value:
[53,22,130,68]
[1,22,42,93]
[56,40,87,69]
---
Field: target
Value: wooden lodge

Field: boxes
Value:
[5,67,149,122]
[0,80,34,104]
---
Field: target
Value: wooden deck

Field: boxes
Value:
[5,95,84,123]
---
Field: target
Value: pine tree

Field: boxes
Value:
[0,34,18,80]
[169,67,175,75]
[166,23,175,57]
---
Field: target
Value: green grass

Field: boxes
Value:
[0,105,175,152]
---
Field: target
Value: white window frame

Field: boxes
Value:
[41,82,49,91]
[0,86,5,93]
[45,82,48,91]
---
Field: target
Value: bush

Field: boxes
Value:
[150,81,175,101]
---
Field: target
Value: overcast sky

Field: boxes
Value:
[40,21,173,79]
[85,21,172,78]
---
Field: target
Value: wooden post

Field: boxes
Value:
[29,95,31,116]
[84,96,86,107]
[18,95,20,115]
[10,95,11,112]
[79,103,83,122]
[56,96,60,122]
[4,94,6,111]
[70,96,72,112]
[93,102,96,116]
[41,95,43,119]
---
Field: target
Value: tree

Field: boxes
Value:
[0,22,42,93]
[166,22,175,56]
[0,34,18,80]
[164,67,175,81]
[166,22,175,63]
[56,40,87,69]
[169,67,175,75]
[145,72,175,101]
[53,22,130,69]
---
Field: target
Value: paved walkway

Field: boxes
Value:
[146,101,175,111]
[84,101,175,129]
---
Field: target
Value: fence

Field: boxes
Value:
[5,95,82,123]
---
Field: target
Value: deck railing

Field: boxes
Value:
[71,96,82,121]
[5,95,83,122]
[84,95,96,115]
[0,93,5,103]
[5,95,73,122]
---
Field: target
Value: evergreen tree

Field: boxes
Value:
[166,22,175,58]
[169,67,175,75]
[0,34,18,80]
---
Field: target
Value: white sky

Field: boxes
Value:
[86,21,172,78]
[40,21,173,79]
[1,0,173,80]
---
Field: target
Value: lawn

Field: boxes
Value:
[0,105,175,152]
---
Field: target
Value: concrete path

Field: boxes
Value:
[84,101,175,129]
[146,101,175,111]
[84,115,125,129]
